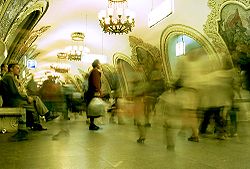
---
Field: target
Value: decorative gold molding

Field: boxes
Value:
[129,36,161,65]
[113,37,164,96]
[113,52,136,97]
[129,36,164,83]
[160,24,218,82]
[5,0,49,46]
[204,0,249,55]
[16,26,51,61]
[4,0,49,63]
[101,64,117,90]
[113,52,136,69]
[0,0,10,21]
[0,0,30,40]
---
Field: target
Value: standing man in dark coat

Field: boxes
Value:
[85,59,102,130]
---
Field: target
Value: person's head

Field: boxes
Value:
[8,63,20,76]
[92,59,101,69]
[1,63,8,73]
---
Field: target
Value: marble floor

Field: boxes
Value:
[0,113,250,169]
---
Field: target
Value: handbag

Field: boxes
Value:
[87,97,106,117]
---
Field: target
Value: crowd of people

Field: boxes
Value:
[0,53,246,152]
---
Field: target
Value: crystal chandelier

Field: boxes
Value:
[98,0,135,34]
[50,52,71,73]
[67,32,90,61]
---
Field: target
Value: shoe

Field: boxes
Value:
[137,137,145,144]
[89,124,100,130]
[31,123,47,131]
[188,136,199,142]
[9,130,28,142]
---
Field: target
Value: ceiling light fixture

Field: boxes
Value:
[50,52,71,73]
[98,0,135,35]
[67,32,90,61]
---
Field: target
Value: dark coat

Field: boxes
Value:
[85,68,101,105]
[0,73,28,107]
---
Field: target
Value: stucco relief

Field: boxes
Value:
[113,52,137,96]
[113,37,165,97]
[0,0,29,40]
[129,36,164,82]
[204,0,249,56]
[101,64,118,91]
[3,0,49,63]
[15,26,51,62]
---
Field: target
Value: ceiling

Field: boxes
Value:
[33,0,166,75]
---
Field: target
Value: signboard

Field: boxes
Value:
[176,41,185,56]
[27,59,37,69]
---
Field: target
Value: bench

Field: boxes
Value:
[0,107,26,133]
[0,96,26,133]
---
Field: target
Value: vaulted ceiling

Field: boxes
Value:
[33,0,165,75]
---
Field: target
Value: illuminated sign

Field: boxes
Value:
[176,41,185,56]
[27,59,37,69]
[148,0,174,27]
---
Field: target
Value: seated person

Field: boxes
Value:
[0,63,8,78]
[0,63,54,130]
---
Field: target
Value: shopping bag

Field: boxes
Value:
[87,97,106,117]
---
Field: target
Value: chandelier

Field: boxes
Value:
[67,32,89,61]
[98,0,135,34]
[50,52,71,73]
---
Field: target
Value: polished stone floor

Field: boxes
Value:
[0,113,250,169]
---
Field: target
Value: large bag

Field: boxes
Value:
[87,97,106,117]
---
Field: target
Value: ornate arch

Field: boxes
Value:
[160,24,218,81]
[129,36,161,65]
[101,64,118,91]
[113,52,137,97]
[1,0,49,63]
[129,36,164,82]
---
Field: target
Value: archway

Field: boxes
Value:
[160,24,218,82]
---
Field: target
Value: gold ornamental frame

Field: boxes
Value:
[113,52,136,97]
[204,0,250,55]
[160,24,218,82]
[2,0,49,63]
[129,36,165,83]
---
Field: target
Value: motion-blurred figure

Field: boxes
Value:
[199,58,240,139]
[172,47,208,142]
[130,65,148,143]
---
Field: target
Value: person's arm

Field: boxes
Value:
[5,76,28,100]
